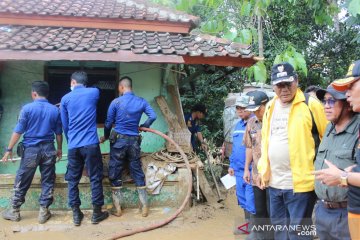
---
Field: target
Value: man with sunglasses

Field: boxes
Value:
[314,60,360,239]
[312,85,358,239]
[257,62,327,239]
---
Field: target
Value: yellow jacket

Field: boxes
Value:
[257,89,328,192]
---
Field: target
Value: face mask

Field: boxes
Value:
[70,86,74,91]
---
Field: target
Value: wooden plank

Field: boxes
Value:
[183,55,257,67]
[0,50,184,63]
[167,84,187,129]
[192,168,218,204]
[155,96,181,131]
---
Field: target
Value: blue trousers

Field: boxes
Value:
[65,144,104,207]
[235,170,255,214]
[315,201,350,240]
[109,137,145,187]
[12,142,56,208]
[269,187,316,240]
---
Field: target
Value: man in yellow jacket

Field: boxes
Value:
[257,62,327,239]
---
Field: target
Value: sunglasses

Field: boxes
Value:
[275,82,293,88]
[321,98,336,108]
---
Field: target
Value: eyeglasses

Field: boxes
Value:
[274,82,293,89]
[321,98,336,108]
[236,106,246,111]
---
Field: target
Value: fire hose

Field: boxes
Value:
[105,127,193,240]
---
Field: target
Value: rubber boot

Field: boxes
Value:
[72,206,84,226]
[91,205,109,224]
[38,206,51,224]
[110,187,122,217]
[2,207,20,222]
[137,186,149,217]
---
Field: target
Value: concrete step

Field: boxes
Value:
[0,168,190,210]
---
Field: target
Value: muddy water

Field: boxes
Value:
[0,190,246,240]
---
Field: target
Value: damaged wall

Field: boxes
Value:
[0,61,172,174]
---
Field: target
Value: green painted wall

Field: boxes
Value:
[0,61,45,174]
[0,61,174,174]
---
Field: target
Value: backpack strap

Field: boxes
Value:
[304,93,320,158]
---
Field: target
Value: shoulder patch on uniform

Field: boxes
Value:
[187,120,192,128]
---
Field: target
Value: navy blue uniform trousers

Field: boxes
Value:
[12,142,56,208]
[109,137,145,187]
[65,144,104,207]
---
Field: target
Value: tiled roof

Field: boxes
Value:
[0,0,199,25]
[0,25,253,58]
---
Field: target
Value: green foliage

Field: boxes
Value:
[234,29,253,44]
[344,0,360,43]
[274,46,308,77]
[306,29,360,86]
[179,67,244,145]
[224,29,238,41]
[240,1,252,16]
[348,0,360,17]
[247,61,267,83]
[175,0,198,12]
[201,20,222,34]
[151,0,360,147]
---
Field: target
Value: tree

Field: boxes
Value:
[151,0,360,145]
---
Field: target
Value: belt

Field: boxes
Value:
[26,141,53,147]
[117,133,139,140]
[321,200,347,209]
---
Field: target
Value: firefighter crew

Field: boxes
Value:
[184,104,207,151]
[1,81,62,224]
[60,71,108,226]
[100,76,157,218]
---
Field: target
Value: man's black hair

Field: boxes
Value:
[119,76,133,88]
[191,104,207,115]
[31,81,49,97]
[305,85,321,93]
[71,71,88,85]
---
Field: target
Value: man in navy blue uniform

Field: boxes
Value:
[61,71,108,226]
[184,104,207,151]
[1,81,62,224]
[228,95,255,234]
[100,76,157,218]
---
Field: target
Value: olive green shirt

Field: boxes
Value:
[314,114,359,202]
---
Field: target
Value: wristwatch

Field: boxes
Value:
[6,148,12,152]
[340,171,349,186]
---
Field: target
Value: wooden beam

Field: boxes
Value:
[155,96,181,131]
[192,168,218,204]
[0,50,258,68]
[183,55,257,67]
[0,13,191,34]
[167,85,187,129]
[0,50,184,63]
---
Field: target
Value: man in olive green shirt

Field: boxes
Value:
[314,85,359,240]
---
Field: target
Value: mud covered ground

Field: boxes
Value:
[0,189,247,240]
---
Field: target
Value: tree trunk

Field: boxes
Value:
[257,15,264,57]
[332,0,340,32]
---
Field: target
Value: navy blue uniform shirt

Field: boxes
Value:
[104,92,157,137]
[185,113,201,149]
[60,85,99,149]
[14,99,62,147]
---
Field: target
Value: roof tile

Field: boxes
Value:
[0,25,253,59]
[0,0,199,25]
